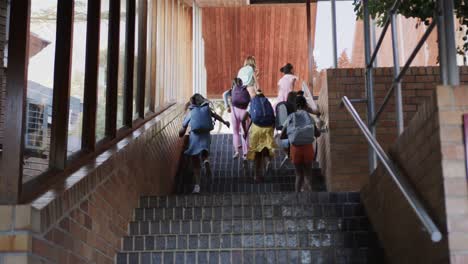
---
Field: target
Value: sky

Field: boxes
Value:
[315,1,357,69]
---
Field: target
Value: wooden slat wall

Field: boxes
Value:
[202,4,317,98]
[154,0,193,104]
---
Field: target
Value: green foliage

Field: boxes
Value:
[353,0,468,57]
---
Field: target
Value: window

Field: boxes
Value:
[117,0,127,128]
[68,0,88,155]
[96,0,110,140]
[23,0,58,181]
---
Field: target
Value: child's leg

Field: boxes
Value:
[262,148,271,176]
[294,164,305,192]
[231,109,241,156]
[303,162,313,191]
[254,152,263,181]
[236,108,249,157]
[192,156,201,186]
[201,150,212,180]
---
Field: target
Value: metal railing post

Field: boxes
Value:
[437,0,460,85]
[390,14,404,134]
[331,0,338,68]
[363,0,377,171]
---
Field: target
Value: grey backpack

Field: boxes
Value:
[287,111,315,146]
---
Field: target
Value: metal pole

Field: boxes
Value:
[331,0,338,68]
[390,14,404,134]
[371,19,378,67]
[306,0,314,93]
[363,0,377,171]
[442,0,460,85]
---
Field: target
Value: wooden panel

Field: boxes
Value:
[202,4,317,98]
[105,0,120,138]
[82,0,101,151]
[0,0,30,204]
[154,0,192,104]
[49,0,74,170]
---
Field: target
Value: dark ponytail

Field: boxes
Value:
[280,63,293,74]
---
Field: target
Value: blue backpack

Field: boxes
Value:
[190,103,214,133]
[250,96,275,127]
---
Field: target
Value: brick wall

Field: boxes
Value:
[437,86,468,263]
[0,104,186,264]
[361,94,449,263]
[316,66,468,191]
[360,85,468,263]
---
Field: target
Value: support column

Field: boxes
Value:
[390,14,404,134]
[437,0,459,85]
[331,0,338,68]
[192,1,206,96]
[363,0,376,171]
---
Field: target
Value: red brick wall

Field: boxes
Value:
[361,85,468,263]
[316,66,468,191]
[0,105,186,264]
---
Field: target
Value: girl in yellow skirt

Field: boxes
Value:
[242,90,277,182]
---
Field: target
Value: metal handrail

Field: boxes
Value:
[342,96,442,242]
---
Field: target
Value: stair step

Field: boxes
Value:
[121,231,378,252]
[134,204,365,221]
[128,217,369,236]
[198,176,297,184]
[179,183,296,193]
[116,248,380,264]
[140,192,360,208]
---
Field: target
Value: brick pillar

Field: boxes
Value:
[436,85,468,263]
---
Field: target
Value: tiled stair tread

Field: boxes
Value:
[140,192,360,208]
[116,134,384,263]
[116,248,381,264]
[121,231,378,252]
[134,204,365,221]
[199,176,297,182]
[128,217,370,235]
[177,184,296,194]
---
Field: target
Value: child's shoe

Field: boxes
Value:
[192,184,200,194]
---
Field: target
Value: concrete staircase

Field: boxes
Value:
[116,134,384,263]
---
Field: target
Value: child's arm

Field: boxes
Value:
[305,105,321,117]
[179,112,191,137]
[314,124,321,138]
[280,126,288,139]
[223,90,232,113]
[211,111,230,128]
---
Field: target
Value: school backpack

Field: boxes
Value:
[190,103,214,133]
[231,85,251,109]
[287,110,315,146]
[250,96,275,127]
[275,102,290,130]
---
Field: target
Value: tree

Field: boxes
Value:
[352,0,468,59]
[338,50,351,68]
